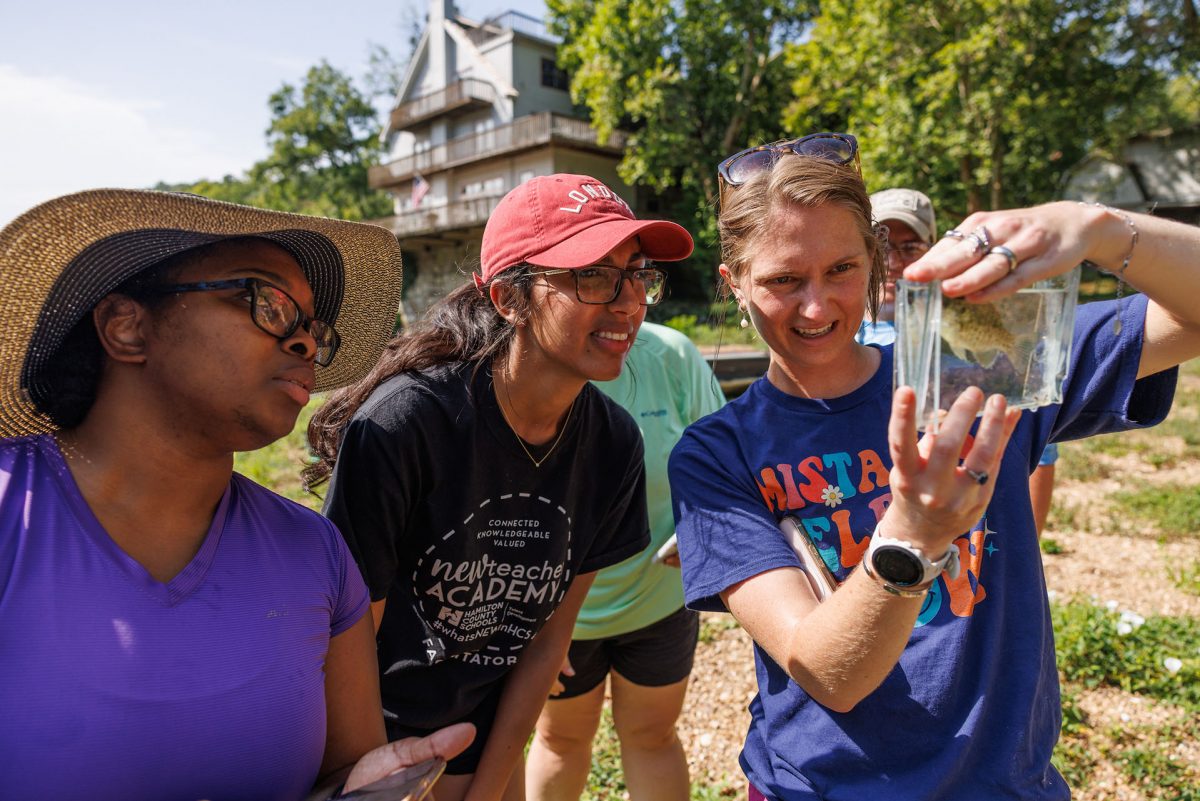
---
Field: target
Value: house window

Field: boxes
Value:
[541,58,569,91]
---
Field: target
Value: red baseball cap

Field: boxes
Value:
[477,174,693,285]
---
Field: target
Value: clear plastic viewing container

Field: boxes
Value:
[894,266,1081,431]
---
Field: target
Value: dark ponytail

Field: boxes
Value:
[304,266,535,489]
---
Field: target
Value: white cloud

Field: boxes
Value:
[0,65,255,225]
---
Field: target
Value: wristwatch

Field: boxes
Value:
[862,525,961,597]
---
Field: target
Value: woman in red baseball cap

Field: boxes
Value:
[307,174,693,801]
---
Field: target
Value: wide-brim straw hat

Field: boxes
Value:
[0,188,402,437]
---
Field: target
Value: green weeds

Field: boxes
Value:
[1108,484,1200,541]
[1053,600,1199,711]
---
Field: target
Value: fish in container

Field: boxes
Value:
[893,266,1082,431]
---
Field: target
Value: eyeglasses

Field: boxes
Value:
[137,277,341,366]
[538,265,668,306]
[885,241,932,263]
[717,132,861,202]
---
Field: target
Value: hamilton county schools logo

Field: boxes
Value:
[412,492,573,666]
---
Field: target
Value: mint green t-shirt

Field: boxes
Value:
[575,322,726,639]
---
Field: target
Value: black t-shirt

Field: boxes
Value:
[323,361,650,727]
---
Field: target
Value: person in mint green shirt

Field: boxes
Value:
[526,322,725,801]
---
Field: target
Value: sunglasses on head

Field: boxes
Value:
[717,132,860,203]
[135,277,341,366]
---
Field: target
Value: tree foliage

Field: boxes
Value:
[547,0,818,299]
[166,61,392,221]
[784,0,1182,220]
[553,0,1193,259]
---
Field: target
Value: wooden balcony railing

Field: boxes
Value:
[370,112,628,189]
[388,78,496,130]
[375,194,506,238]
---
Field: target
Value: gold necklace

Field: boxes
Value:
[496,371,575,468]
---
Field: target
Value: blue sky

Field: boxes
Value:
[0,0,546,224]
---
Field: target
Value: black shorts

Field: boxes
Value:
[384,679,503,776]
[552,606,699,699]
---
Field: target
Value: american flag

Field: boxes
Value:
[411,173,430,208]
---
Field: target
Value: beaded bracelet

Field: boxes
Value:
[1079,201,1139,335]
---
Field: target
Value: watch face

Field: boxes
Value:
[872,545,924,586]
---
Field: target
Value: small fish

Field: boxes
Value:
[940,297,1033,371]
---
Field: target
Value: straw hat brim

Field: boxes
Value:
[0,189,402,437]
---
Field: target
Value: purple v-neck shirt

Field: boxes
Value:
[0,435,368,801]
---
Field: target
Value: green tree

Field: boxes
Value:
[249,61,393,220]
[784,0,1176,219]
[548,0,818,299]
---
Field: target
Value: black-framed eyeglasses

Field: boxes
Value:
[885,240,932,263]
[538,265,668,306]
[717,132,861,203]
[136,278,341,366]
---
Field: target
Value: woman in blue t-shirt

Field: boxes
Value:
[669,134,1200,800]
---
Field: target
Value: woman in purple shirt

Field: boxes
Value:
[0,190,472,800]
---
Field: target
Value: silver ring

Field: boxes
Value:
[964,468,988,485]
[988,244,1019,274]
[966,225,992,256]
[943,229,966,240]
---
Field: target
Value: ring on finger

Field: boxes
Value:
[966,225,992,256]
[963,467,988,485]
[988,244,1019,274]
[943,229,966,240]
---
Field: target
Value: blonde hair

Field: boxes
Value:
[718,156,886,321]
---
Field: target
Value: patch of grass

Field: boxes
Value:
[1155,401,1200,460]
[581,708,626,800]
[1055,445,1116,482]
[232,397,322,511]
[1108,718,1200,801]
[1052,685,1096,789]
[1046,501,1081,532]
[698,615,741,644]
[580,707,742,800]
[690,780,742,799]
[1053,600,1200,711]
[1170,558,1200,596]
[1040,537,1066,555]
[1108,484,1200,541]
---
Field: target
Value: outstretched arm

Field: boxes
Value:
[723,386,1019,712]
[905,201,1200,378]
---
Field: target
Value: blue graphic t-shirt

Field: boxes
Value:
[669,296,1176,801]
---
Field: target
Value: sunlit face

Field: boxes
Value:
[521,236,647,385]
[725,202,874,396]
[881,219,926,310]
[140,239,320,452]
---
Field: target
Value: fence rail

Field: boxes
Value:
[370,112,627,189]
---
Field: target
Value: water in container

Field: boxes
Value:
[893,266,1081,431]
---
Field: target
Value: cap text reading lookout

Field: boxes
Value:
[477,174,693,285]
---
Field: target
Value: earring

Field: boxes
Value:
[740,314,749,329]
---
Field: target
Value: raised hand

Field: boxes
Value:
[882,386,1021,557]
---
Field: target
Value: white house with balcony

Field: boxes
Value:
[371,0,632,319]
